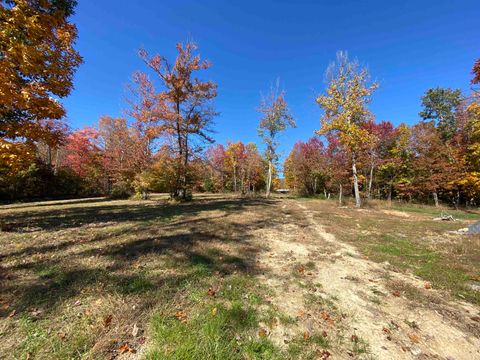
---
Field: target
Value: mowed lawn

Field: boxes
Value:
[0,194,479,359]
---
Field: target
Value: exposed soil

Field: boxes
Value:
[254,199,480,359]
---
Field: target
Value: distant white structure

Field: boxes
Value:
[275,189,290,194]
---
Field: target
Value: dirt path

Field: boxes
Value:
[255,199,480,359]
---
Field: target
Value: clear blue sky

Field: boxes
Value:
[64,0,479,164]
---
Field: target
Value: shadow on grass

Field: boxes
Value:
[0,198,271,231]
[0,197,279,317]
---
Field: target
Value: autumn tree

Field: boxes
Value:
[362,120,396,199]
[316,51,378,208]
[284,137,326,196]
[244,143,265,193]
[377,124,411,203]
[472,58,480,92]
[98,116,146,194]
[419,88,462,142]
[205,144,226,191]
[258,82,295,198]
[225,141,246,192]
[0,0,82,136]
[133,41,217,200]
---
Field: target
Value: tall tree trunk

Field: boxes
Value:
[46,145,52,167]
[367,164,374,199]
[338,184,343,206]
[388,183,392,206]
[233,165,237,192]
[266,160,272,198]
[352,152,361,208]
[53,148,59,175]
[433,191,439,207]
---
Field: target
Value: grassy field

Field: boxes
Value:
[0,194,479,359]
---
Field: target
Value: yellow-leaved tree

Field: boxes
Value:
[316,51,378,207]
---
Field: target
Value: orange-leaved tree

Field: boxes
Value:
[131,41,217,200]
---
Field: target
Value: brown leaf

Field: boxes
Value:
[392,290,401,297]
[321,330,328,337]
[58,332,66,340]
[382,327,391,334]
[118,343,136,354]
[175,310,187,322]
[471,316,480,322]
[320,310,331,321]
[424,282,432,290]
[103,314,113,327]
[207,288,216,297]
[317,349,331,359]
[297,265,305,274]
[8,309,16,318]
[351,334,359,343]
[303,330,310,340]
[408,333,420,343]
[258,328,268,337]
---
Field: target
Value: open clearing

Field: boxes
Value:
[1,195,479,359]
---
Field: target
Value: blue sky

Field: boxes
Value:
[64,0,479,163]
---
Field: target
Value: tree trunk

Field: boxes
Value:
[338,184,343,206]
[367,164,374,199]
[266,160,272,198]
[388,183,392,206]
[352,152,361,208]
[53,148,59,175]
[433,191,439,207]
[233,165,237,192]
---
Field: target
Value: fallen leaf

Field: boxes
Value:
[321,330,328,337]
[408,333,420,343]
[211,307,218,316]
[58,332,66,340]
[207,288,216,297]
[303,331,310,340]
[103,314,113,327]
[392,290,401,297]
[175,310,187,322]
[297,266,305,274]
[351,334,359,343]
[424,282,432,290]
[317,349,331,359]
[297,309,305,318]
[382,327,391,334]
[8,309,16,318]
[118,343,136,354]
[320,310,330,321]
[471,316,480,322]
[258,328,268,337]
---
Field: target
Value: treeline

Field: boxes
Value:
[0,1,479,206]
[285,103,480,207]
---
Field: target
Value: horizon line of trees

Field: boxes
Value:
[1,1,479,207]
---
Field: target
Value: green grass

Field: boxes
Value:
[392,204,480,220]
[146,300,280,359]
